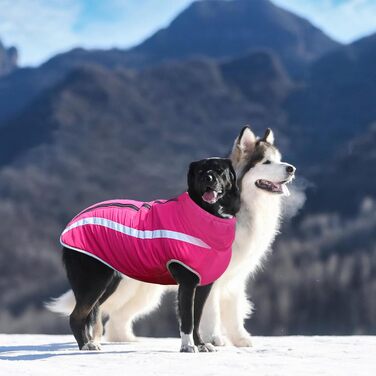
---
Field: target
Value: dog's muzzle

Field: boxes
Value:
[201,173,224,204]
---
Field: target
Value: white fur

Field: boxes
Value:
[180,332,197,352]
[201,164,284,346]
[180,332,194,347]
[238,127,256,152]
[45,290,76,315]
[104,278,168,342]
[46,127,294,347]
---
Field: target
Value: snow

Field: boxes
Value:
[0,335,375,376]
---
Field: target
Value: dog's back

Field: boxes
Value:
[61,193,236,286]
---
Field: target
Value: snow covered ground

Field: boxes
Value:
[0,335,374,376]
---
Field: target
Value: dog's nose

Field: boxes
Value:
[286,165,296,174]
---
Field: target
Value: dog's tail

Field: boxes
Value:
[44,290,76,316]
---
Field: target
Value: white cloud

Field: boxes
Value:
[1,0,375,67]
[0,0,193,66]
[272,0,376,43]
[0,0,81,65]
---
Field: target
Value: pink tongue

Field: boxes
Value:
[203,190,218,203]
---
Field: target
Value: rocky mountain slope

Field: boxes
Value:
[131,0,339,76]
[0,39,17,77]
[0,1,374,335]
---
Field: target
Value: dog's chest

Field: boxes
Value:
[223,199,281,279]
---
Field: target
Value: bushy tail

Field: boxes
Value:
[45,290,76,316]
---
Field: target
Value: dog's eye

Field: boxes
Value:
[263,160,271,165]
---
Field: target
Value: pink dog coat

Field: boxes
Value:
[60,192,236,286]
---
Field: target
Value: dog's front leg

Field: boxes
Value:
[200,285,227,346]
[178,282,197,353]
[221,286,253,347]
[193,284,216,352]
[168,262,199,353]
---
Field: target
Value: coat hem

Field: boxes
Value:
[166,259,202,285]
[60,238,125,275]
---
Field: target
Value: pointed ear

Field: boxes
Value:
[237,126,256,153]
[230,126,256,170]
[262,128,274,145]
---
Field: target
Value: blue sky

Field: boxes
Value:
[0,0,375,66]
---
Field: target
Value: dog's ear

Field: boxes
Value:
[237,126,256,152]
[262,128,275,145]
[187,161,198,189]
[230,126,256,170]
[222,158,240,213]
[225,159,237,185]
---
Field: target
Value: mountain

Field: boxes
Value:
[0,40,17,77]
[131,0,339,76]
[306,124,376,215]
[0,0,339,124]
[0,1,375,336]
[0,46,375,336]
[0,51,292,167]
[253,195,376,335]
[0,48,134,125]
[282,32,376,167]
[221,50,293,105]
[0,54,295,332]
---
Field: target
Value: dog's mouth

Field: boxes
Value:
[255,179,291,196]
[202,187,223,204]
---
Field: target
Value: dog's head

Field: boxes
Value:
[187,158,240,218]
[230,126,296,196]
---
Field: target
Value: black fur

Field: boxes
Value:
[62,157,239,352]
[168,262,214,352]
[188,158,240,217]
[63,250,119,350]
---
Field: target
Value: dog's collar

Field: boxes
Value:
[179,192,236,225]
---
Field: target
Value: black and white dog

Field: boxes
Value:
[48,127,296,347]
[60,157,240,352]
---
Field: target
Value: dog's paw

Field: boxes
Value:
[81,341,101,351]
[231,335,253,347]
[211,334,230,347]
[197,343,217,352]
[180,344,198,353]
[125,334,138,342]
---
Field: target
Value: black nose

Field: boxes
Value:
[286,165,295,174]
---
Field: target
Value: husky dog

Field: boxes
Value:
[200,127,295,346]
[47,127,295,347]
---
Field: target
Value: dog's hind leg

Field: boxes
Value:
[70,302,100,350]
[87,303,103,348]
[63,248,116,350]
[105,283,166,342]
[70,282,115,350]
